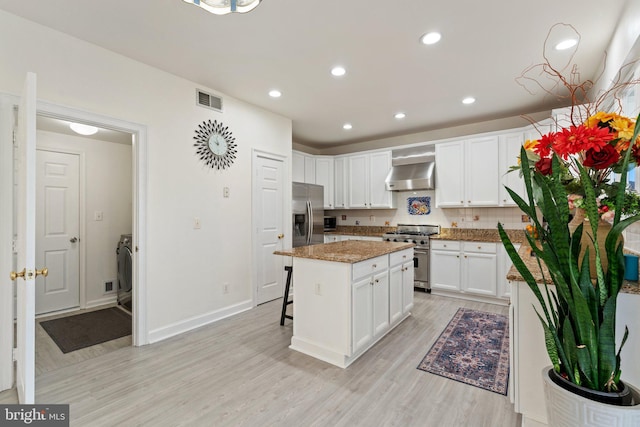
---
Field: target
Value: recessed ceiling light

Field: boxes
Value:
[420,32,442,45]
[555,38,578,50]
[462,97,476,105]
[394,112,406,119]
[343,123,353,130]
[268,89,282,98]
[331,66,346,77]
[69,123,98,135]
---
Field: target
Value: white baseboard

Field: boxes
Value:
[147,299,253,344]
[85,295,118,309]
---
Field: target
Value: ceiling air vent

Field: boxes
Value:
[196,89,223,112]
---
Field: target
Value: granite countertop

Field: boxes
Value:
[506,244,640,295]
[274,240,415,264]
[431,228,527,244]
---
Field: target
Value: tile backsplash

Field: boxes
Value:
[329,190,526,231]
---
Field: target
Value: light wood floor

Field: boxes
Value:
[0,293,520,426]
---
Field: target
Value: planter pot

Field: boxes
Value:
[568,208,622,279]
[542,367,640,426]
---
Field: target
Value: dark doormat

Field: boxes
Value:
[40,307,132,354]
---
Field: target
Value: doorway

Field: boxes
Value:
[0,95,149,395]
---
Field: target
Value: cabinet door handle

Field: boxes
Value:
[372,264,377,268]
[477,246,481,249]
[375,279,379,283]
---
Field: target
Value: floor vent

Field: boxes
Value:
[196,89,223,112]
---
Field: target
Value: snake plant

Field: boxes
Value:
[498,114,640,393]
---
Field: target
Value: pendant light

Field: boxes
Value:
[182,0,262,15]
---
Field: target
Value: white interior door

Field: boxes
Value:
[13,72,37,404]
[36,150,80,314]
[255,154,285,304]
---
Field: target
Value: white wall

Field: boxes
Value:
[37,130,132,307]
[0,10,292,338]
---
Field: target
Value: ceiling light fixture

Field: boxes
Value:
[420,32,442,45]
[555,38,578,50]
[394,112,406,119]
[462,97,476,105]
[69,123,99,136]
[182,0,262,15]
[268,89,282,98]
[331,66,346,77]
[343,123,353,130]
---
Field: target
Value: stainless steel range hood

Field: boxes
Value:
[385,146,435,191]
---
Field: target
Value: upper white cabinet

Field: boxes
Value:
[499,132,525,206]
[315,156,334,209]
[292,151,316,184]
[347,151,393,209]
[334,156,348,209]
[435,136,500,207]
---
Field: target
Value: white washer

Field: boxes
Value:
[116,234,133,312]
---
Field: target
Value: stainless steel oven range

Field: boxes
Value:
[382,224,440,292]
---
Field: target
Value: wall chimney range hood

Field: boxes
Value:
[385,146,435,191]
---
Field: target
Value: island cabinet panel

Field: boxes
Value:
[288,247,413,368]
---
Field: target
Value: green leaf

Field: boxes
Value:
[598,297,619,390]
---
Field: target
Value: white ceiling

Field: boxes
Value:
[0,0,630,149]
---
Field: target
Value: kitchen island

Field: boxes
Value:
[274,240,415,368]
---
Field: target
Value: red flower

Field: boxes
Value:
[583,144,620,169]
[534,133,556,158]
[552,125,615,158]
[535,158,553,175]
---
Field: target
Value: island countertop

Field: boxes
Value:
[274,240,415,264]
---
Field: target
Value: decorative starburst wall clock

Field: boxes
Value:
[193,119,237,170]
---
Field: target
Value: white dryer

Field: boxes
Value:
[116,234,133,312]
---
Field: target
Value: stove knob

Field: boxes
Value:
[393,238,398,242]
[412,240,418,244]
[420,240,426,245]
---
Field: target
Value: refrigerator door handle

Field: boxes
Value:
[307,200,313,245]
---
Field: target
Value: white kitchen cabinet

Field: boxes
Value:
[434,141,465,207]
[315,156,334,209]
[292,150,315,184]
[435,136,501,207]
[466,136,500,206]
[352,255,389,354]
[462,242,497,296]
[497,243,520,299]
[430,240,501,301]
[499,132,525,206]
[347,151,393,209]
[389,248,414,324]
[430,240,462,291]
[334,156,348,209]
[292,151,305,182]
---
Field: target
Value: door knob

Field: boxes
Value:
[10,267,47,281]
[70,237,79,243]
[277,234,284,239]
[10,269,25,281]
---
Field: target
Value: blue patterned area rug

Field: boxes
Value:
[417,308,510,395]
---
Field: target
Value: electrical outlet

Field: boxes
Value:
[315,283,322,296]
[223,283,229,294]
[369,215,375,222]
[384,221,390,226]
[105,280,114,292]
[355,220,360,225]
[341,215,347,220]
[473,215,480,221]
[194,217,201,229]
[223,187,230,198]
[94,211,103,221]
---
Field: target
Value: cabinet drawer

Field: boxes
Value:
[430,240,461,251]
[353,255,388,280]
[463,241,497,254]
[389,249,413,266]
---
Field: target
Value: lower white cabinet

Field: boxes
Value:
[324,234,383,243]
[290,248,414,368]
[430,240,501,302]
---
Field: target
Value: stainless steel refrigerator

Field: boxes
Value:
[292,182,324,247]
